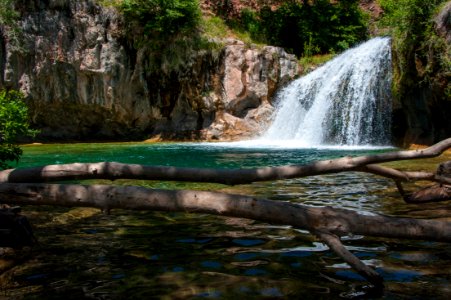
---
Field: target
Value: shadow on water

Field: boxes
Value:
[1,142,450,299]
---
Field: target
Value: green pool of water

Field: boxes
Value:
[1,142,450,299]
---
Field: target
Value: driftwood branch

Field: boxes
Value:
[1,138,450,185]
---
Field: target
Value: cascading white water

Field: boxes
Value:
[261,37,392,146]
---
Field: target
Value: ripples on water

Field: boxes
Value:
[1,142,450,299]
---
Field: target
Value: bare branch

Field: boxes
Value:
[315,231,383,286]
[358,164,435,182]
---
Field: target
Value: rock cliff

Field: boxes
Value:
[0,0,299,141]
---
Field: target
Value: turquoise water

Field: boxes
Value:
[17,142,390,169]
[2,142,450,299]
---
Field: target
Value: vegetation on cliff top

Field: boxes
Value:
[95,0,371,78]
[99,0,369,57]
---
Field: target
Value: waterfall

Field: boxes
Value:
[261,37,392,146]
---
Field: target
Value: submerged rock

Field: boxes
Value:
[0,0,298,141]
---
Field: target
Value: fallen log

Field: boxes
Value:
[2,183,449,241]
[1,138,450,185]
[1,183,451,285]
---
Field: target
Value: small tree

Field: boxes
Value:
[0,89,37,170]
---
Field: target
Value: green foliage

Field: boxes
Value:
[111,0,211,75]
[234,8,266,43]
[120,0,201,37]
[201,16,230,39]
[230,0,368,57]
[302,35,320,61]
[378,0,441,38]
[378,0,440,63]
[0,90,37,169]
[0,0,18,26]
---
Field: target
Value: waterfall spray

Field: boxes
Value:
[261,37,392,146]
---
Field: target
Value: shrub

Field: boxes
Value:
[120,0,201,37]
[0,90,37,169]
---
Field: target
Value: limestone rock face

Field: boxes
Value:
[0,0,298,141]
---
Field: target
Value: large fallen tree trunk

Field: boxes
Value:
[1,138,450,185]
[1,183,451,285]
[2,183,449,241]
